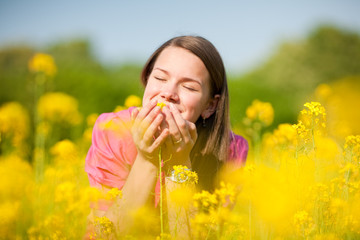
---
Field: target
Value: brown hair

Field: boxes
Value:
[141,36,230,190]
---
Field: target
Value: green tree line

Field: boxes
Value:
[1,25,360,130]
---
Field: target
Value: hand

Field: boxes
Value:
[160,103,198,170]
[131,99,169,165]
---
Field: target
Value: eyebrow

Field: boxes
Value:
[153,67,202,86]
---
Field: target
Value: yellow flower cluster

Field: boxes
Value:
[292,121,309,140]
[54,181,76,203]
[263,123,298,159]
[28,215,66,240]
[314,77,360,138]
[172,165,198,184]
[0,154,33,201]
[193,190,218,213]
[0,201,20,237]
[105,187,123,200]
[113,95,142,112]
[245,99,274,127]
[2,89,360,239]
[0,102,29,148]
[293,210,314,237]
[93,216,114,236]
[344,135,360,164]
[214,181,236,206]
[272,123,297,145]
[28,53,57,77]
[37,92,82,125]
[289,102,328,154]
[300,101,327,131]
[193,181,236,213]
[82,113,99,143]
[125,95,142,108]
[50,139,78,163]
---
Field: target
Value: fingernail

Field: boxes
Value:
[170,103,176,111]
[151,99,157,105]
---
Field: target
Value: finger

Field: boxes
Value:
[131,108,139,123]
[188,122,198,142]
[134,99,158,126]
[132,102,160,143]
[151,128,169,151]
[143,114,164,144]
[139,105,162,136]
[162,106,182,144]
[168,103,190,141]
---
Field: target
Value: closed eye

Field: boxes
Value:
[155,76,166,81]
[183,85,198,92]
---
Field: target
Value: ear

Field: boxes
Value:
[201,94,220,119]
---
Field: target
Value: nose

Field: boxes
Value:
[160,82,179,102]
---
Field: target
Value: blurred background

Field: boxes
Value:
[1,0,360,136]
[1,2,360,238]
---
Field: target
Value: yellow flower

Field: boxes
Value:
[0,201,20,237]
[86,113,99,127]
[273,123,297,145]
[54,181,76,203]
[50,139,78,162]
[292,120,307,137]
[293,210,314,237]
[0,154,33,200]
[299,101,326,133]
[214,181,236,206]
[124,95,142,108]
[105,188,123,200]
[37,92,82,125]
[315,83,332,100]
[169,186,195,208]
[172,165,198,184]
[94,216,114,236]
[193,190,218,212]
[245,99,274,127]
[113,105,125,112]
[344,135,360,164]
[157,102,166,109]
[0,102,29,147]
[28,53,57,77]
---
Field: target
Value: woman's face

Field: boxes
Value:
[142,46,216,123]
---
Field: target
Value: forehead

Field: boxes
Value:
[153,46,210,83]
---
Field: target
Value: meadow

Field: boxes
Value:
[1,26,360,239]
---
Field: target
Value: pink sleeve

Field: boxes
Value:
[84,109,137,190]
[228,132,249,165]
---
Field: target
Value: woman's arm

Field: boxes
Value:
[101,100,169,234]
[104,154,158,235]
[89,101,197,237]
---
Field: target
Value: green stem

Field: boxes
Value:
[249,199,252,240]
[33,75,46,182]
[159,147,164,239]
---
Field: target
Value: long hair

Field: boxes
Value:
[141,36,230,190]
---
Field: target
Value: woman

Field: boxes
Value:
[85,35,248,237]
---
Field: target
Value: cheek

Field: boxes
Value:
[142,84,157,105]
[181,96,205,122]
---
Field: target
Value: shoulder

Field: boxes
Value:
[228,132,249,165]
[90,107,137,158]
[93,107,136,133]
[85,107,138,188]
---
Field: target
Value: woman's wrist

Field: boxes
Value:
[136,151,160,168]
[135,153,160,172]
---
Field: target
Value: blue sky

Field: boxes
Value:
[0,0,359,73]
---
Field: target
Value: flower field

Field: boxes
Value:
[0,53,360,239]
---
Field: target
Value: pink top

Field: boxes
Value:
[85,107,248,209]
